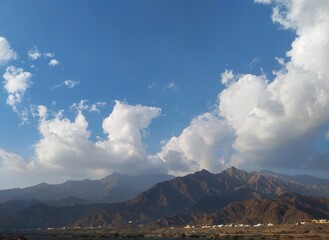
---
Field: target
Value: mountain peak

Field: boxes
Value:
[223,166,241,174]
[221,166,250,181]
[194,169,211,176]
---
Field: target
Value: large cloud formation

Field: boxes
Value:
[157,0,329,174]
[0,101,164,188]
[1,0,329,188]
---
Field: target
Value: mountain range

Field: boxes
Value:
[0,173,174,204]
[1,167,329,229]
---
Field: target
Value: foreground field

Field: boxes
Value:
[1,223,329,240]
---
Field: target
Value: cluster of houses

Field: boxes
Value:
[184,223,275,229]
[39,219,328,232]
[184,219,329,229]
[311,219,329,224]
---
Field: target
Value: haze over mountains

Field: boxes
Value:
[0,173,174,204]
[1,167,329,229]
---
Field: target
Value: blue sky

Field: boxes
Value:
[1,0,329,188]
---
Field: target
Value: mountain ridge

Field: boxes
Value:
[1,166,329,229]
[0,173,174,204]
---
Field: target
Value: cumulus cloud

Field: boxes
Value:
[154,112,233,176]
[28,46,41,60]
[2,0,329,187]
[222,0,329,170]
[0,37,16,65]
[0,101,164,187]
[97,101,162,159]
[156,0,329,174]
[3,66,32,110]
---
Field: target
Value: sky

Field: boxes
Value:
[0,0,329,189]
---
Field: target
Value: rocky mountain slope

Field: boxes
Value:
[1,167,329,229]
[155,192,329,226]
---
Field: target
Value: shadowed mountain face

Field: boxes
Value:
[1,167,329,229]
[127,167,329,216]
[0,173,174,204]
[155,192,329,226]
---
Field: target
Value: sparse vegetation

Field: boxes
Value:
[1,223,328,239]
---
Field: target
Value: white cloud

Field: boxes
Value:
[97,101,162,157]
[51,80,79,90]
[165,82,178,92]
[220,69,236,85]
[70,99,106,113]
[0,37,16,65]
[38,105,48,119]
[156,0,329,174]
[249,56,262,69]
[0,101,165,187]
[90,102,107,113]
[64,80,79,88]
[3,66,32,109]
[220,0,329,170]
[71,100,89,112]
[254,0,272,4]
[49,59,59,66]
[44,52,55,58]
[28,46,41,60]
[2,0,329,186]
[275,57,285,66]
[148,82,156,89]
[155,112,233,176]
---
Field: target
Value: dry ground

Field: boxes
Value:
[1,223,329,240]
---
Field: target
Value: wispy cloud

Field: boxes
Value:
[44,52,55,58]
[52,80,79,89]
[254,0,272,4]
[148,82,156,89]
[164,82,178,92]
[70,99,107,113]
[249,56,262,69]
[64,80,79,88]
